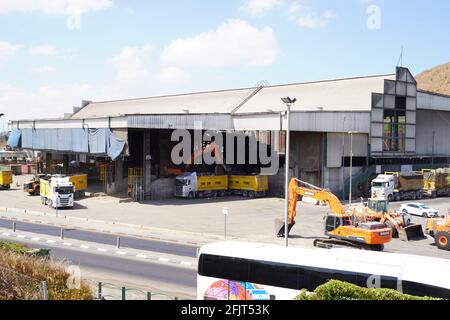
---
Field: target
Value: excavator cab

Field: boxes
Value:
[324,214,353,233]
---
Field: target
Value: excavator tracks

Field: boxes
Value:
[313,238,384,252]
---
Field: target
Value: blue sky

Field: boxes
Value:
[0,0,449,129]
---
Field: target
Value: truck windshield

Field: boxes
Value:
[372,182,384,187]
[56,187,73,194]
[176,179,189,187]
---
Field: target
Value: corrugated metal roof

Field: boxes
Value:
[234,74,395,114]
[72,74,395,119]
[71,87,256,119]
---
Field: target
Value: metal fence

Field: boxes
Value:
[92,281,190,300]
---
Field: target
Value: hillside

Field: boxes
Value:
[416,62,450,95]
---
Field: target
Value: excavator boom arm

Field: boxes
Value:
[287,178,346,225]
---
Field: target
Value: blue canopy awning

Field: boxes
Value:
[6,129,21,148]
[107,130,126,161]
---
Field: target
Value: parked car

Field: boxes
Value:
[400,203,439,218]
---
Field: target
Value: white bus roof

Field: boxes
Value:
[199,241,450,290]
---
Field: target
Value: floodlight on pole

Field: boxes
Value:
[281,97,296,247]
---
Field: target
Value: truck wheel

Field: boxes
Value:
[432,191,437,199]
[394,194,401,202]
[188,192,195,199]
[249,191,256,198]
[242,190,248,198]
[411,193,417,200]
[435,232,450,251]
[387,194,393,202]
[48,200,53,208]
[417,191,423,200]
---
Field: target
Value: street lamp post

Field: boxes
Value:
[281,97,296,247]
[348,131,359,205]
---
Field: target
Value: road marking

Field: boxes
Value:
[97,248,108,252]
[181,261,193,266]
[115,251,127,255]
[2,232,11,236]
[63,242,72,246]
[17,235,26,238]
[46,240,56,244]
[158,257,170,262]
[80,245,90,249]
[31,237,40,241]
[136,254,147,259]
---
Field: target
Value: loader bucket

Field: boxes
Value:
[398,224,425,242]
[275,219,295,238]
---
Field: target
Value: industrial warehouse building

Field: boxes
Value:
[8,67,450,200]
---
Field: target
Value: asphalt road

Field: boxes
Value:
[49,246,197,290]
[0,219,198,258]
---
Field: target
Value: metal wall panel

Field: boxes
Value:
[418,92,450,112]
[406,125,416,138]
[406,97,417,110]
[406,139,416,153]
[371,138,383,153]
[396,82,407,96]
[371,108,383,122]
[127,114,233,130]
[406,111,416,124]
[416,110,450,155]
[384,95,395,109]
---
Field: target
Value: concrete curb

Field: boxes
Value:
[0,206,209,246]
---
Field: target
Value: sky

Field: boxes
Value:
[0,0,449,130]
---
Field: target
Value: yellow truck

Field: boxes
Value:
[422,168,450,198]
[66,174,88,198]
[175,172,228,198]
[228,175,269,198]
[0,170,12,190]
[40,177,74,209]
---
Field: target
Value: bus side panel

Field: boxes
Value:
[198,276,298,300]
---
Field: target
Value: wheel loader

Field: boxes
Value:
[426,214,450,251]
[362,199,425,241]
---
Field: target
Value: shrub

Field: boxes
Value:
[295,280,441,300]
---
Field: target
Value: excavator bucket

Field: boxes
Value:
[398,224,425,242]
[275,219,295,238]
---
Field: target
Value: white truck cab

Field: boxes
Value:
[371,175,395,201]
[175,172,198,198]
[41,177,74,209]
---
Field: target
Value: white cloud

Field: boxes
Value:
[288,2,336,29]
[161,19,280,67]
[0,82,119,122]
[0,0,113,15]
[31,66,56,74]
[0,41,23,61]
[242,0,283,17]
[29,44,59,56]
[154,67,191,84]
[109,44,152,84]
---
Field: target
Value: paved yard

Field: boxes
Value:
[1,174,450,259]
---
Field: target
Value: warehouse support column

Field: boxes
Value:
[143,130,152,200]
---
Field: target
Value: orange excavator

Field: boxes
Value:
[162,141,224,176]
[275,178,392,251]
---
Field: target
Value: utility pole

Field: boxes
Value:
[281,97,296,247]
